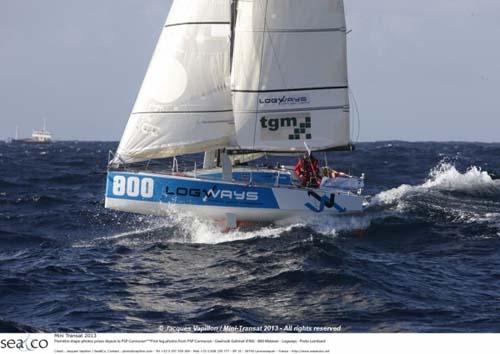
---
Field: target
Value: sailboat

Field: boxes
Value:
[105,0,367,228]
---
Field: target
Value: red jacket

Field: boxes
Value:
[294,158,320,187]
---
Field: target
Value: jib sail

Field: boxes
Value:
[231,0,351,153]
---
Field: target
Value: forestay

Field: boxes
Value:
[231,0,350,152]
[114,0,234,164]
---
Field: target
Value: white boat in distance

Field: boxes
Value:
[105,0,367,228]
[10,119,53,144]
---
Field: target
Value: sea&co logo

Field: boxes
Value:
[0,335,49,352]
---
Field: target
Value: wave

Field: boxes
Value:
[29,172,104,185]
[0,231,58,248]
[372,162,500,206]
[275,214,373,237]
[370,162,500,233]
[0,178,25,188]
[4,194,69,206]
[0,319,40,333]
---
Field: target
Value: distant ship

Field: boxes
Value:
[9,120,53,144]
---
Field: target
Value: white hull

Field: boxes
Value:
[105,198,356,222]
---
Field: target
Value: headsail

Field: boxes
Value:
[114,0,234,164]
[231,0,350,153]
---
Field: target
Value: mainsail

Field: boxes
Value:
[114,0,234,164]
[231,0,350,152]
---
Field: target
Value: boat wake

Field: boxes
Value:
[86,206,374,247]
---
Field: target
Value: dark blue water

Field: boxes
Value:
[0,141,499,332]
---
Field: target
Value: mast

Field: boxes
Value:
[202,0,238,171]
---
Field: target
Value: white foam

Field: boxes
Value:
[424,163,498,192]
[94,207,374,246]
[276,214,372,237]
[97,225,165,241]
[369,162,500,232]
[184,219,295,244]
[174,203,375,243]
[73,214,169,248]
[372,162,500,206]
[372,184,415,206]
[467,212,500,226]
[166,207,297,244]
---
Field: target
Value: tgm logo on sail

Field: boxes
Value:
[260,112,312,141]
[258,94,310,106]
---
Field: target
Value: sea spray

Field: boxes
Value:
[372,161,500,206]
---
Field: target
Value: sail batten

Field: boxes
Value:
[233,86,348,93]
[164,22,231,28]
[234,105,348,114]
[241,28,346,33]
[131,110,233,115]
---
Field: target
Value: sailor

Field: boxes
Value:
[294,152,320,188]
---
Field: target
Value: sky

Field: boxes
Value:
[0,0,499,142]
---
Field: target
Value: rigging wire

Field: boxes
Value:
[349,87,361,143]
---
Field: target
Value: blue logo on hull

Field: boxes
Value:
[305,191,346,213]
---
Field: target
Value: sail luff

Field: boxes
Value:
[114,0,234,164]
[230,0,238,73]
[231,0,350,153]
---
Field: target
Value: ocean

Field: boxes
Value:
[0,141,499,332]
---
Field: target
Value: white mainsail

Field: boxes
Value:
[114,0,234,164]
[231,0,350,152]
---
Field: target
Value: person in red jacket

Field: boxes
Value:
[294,152,320,188]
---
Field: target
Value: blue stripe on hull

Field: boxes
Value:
[106,171,280,209]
